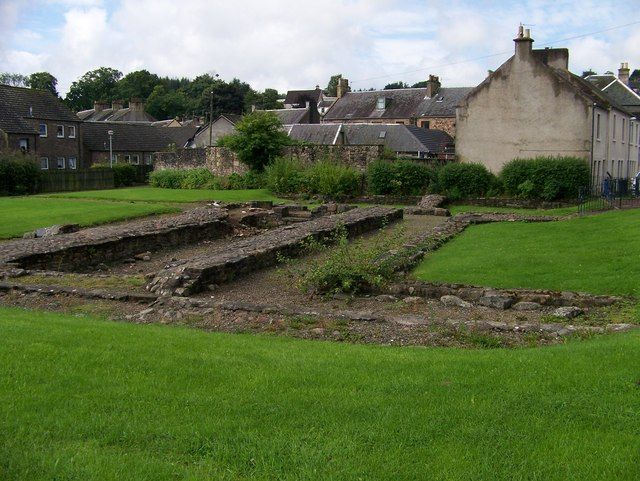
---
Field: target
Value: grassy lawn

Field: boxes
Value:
[44,187,287,204]
[414,209,640,297]
[0,307,638,480]
[449,204,578,216]
[0,197,178,239]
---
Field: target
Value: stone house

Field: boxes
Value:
[456,27,640,182]
[82,122,197,166]
[287,123,453,159]
[0,84,83,170]
[78,98,157,123]
[322,77,472,137]
[191,114,242,148]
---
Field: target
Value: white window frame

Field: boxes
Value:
[56,125,64,138]
[145,154,153,165]
[39,123,47,137]
[68,125,76,138]
[56,157,65,170]
[40,157,49,170]
[18,138,29,151]
[68,157,77,170]
[132,154,140,165]
[376,97,386,110]
[112,154,118,163]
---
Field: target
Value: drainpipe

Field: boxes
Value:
[590,103,596,188]
[628,117,636,181]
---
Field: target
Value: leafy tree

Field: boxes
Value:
[114,70,159,101]
[0,73,28,87]
[581,69,597,78]
[145,85,191,120]
[326,74,343,97]
[26,72,58,96]
[218,111,289,171]
[244,88,283,110]
[412,80,428,88]
[384,81,409,90]
[630,69,640,92]
[65,67,123,111]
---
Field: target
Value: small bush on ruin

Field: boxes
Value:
[303,160,362,200]
[367,160,436,196]
[434,162,498,200]
[264,157,305,194]
[227,171,265,189]
[181,168,216,189]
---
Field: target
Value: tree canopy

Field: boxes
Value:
[26,72,58,97]
[65,67,123,111]
[384,81,409,90]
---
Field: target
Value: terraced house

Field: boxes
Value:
[0,84,83,170]
[456,27,640,181]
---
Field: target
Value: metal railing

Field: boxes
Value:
[578,177,640,215]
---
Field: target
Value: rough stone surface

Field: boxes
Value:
[479,295,514,310]
[440,295,473,308]
[512,301,542,311]
[148,206,403,297]
[418,194,447,209]
[553,306,584,319]
[0,206,231,271]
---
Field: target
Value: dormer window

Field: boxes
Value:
[376,97,386,110]
[379,131,386,139]
[436,95,444,102]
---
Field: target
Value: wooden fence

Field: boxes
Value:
[39,169,115,193]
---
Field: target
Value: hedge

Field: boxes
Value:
[0,152,41,195]
[367,160,435,196]
[434,163,498,199]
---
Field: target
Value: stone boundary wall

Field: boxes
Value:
[154,145,385,175]
[148,206,403,296]
[0,207,231,272]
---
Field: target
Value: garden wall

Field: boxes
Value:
[154,145,385,175]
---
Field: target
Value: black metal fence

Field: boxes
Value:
[578,177,640,215]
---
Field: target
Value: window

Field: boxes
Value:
[68,157,77,170]
[613,115,617,140]
[420,120,430,129]
[145,154,153,165]
[40,157,49,170]
[39,123,47,137]
[622,118,626,143]
[18,138,29,152]
[124,154,131,163]
[56,125,64,138]
[132,154,140,165]
[56,157,65,169]
[596,113,601,140]
[378,131,386,139]
[376,97,386,110]
[113,155,118,163]
[68,126,76,138]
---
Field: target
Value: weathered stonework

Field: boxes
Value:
[147,206,403,297]
[0,207,231,271]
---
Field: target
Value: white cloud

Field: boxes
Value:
[1,0,639,97]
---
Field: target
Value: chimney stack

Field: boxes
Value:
[425,74,441,98]
[336,78,349,98]
[94,100,109,112]
[514,25,534,60]
[618,62,630,86]
[129,98,144,112]
[111,100,123,111]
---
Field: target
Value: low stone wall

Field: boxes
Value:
[451,197,577,209]
[154,145,385,175]
[148,206,403,296]
[0,207,231,272]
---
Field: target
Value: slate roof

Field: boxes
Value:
[585,75,640,115]
[263,108,309,125]
[284,88,323,107]
[78,107,157,122]
[415,87,473,117]
[82,122,198,152]
[219,113,242,125]
[0,103,37,134]
[0,84,79,122]
[286,123,453,154]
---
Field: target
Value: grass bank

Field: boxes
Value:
[44,187,287,204]
[0,307,638,480]
[448,204,578,216]
[414,209,640,296]
[0,197,177,239]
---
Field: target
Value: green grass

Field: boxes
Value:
[0,306,639,480]
[449,204,578,216]
[0,197,178,239]
[44,187,287,204]
[414,209,640,297]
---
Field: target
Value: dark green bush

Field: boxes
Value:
[112,164,137,187]
[227,171,265,189]
[181,168,216,189]
[435,162,497,200]
[264,157,305,194]
[501,157,589,200]
[149,169,187,189]
[304,161,362,200]
[0,152,41,195]
[367,160,435,196]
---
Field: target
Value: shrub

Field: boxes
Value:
[0,152,41,195]
[218,112,290,171]
[304,161,362,200]
[501,156,589,200]
[149,169,187,189]
[112,163,137,187]
[367,160,435,196]
[436,162,497,200]
[264,157,305,194]
[227,171,265,190]
[181,168,216,189]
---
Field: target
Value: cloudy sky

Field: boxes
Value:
[1,0,638,96]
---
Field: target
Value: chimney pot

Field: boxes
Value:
[514,25,534,59]
[111,100,123,111]
[618,62,631,86]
